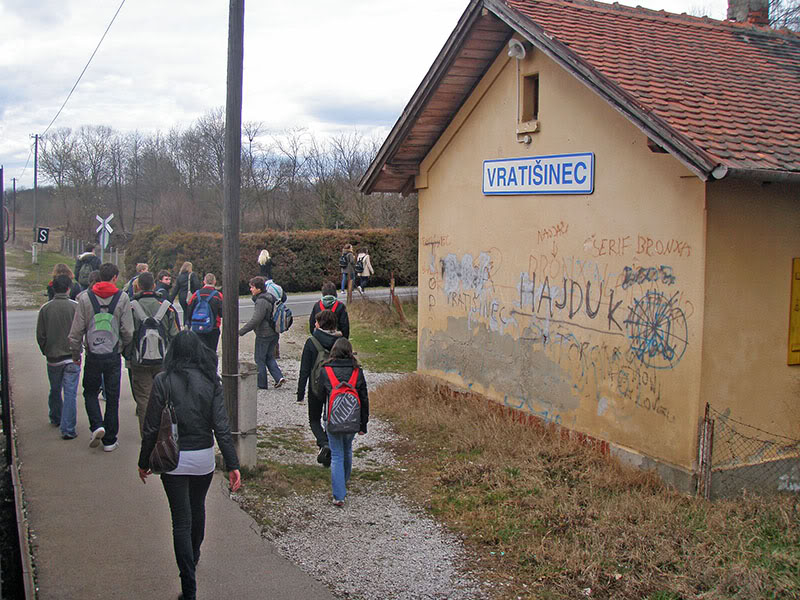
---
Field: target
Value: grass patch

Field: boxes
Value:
[5,246,77,308]
[348,299,417,372]
[371,374,800,600]
[241,459,330,498]
[256,425,317,455]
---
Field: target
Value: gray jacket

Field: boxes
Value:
[68,285,134,361]
[36,293,78,362]
[238,292,277,340]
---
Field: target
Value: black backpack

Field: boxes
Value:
[354,255,365,273]
[309,337,330,399]
[338,253,349,268]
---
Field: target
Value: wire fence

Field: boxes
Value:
[698,403,800,499]
[61,235,125,268]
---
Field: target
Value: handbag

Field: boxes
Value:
[149,383,180,474]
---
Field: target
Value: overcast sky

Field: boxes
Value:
[1,0,728,190]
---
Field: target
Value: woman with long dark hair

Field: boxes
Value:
[318,337,369,506]
[138,330,241,600]
[170,261,202,317]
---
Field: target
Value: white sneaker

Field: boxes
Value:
[102,441,119,452]
[358,286,363,293]
[89,427,105,448]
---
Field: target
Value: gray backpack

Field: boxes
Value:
[131,299,171,366]
[86,290,122,357]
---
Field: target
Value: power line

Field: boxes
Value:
[40,0,127,138]
[17,144,33,181]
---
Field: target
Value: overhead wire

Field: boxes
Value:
[40,0,127,138]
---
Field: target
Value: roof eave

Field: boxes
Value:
[712,165,800,184]
[359,0,485,195]
[484,0,719,181]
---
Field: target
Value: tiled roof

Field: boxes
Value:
[504,0,800,174]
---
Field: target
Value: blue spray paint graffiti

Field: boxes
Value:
[624,291,688,369]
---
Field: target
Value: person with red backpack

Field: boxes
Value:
[318,337,369,507]
[185,273,223,352]
[308,281,349,339]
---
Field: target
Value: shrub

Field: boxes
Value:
[125,228,418,293]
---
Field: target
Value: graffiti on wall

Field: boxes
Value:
[421,225,695,426]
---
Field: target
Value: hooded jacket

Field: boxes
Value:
[296,328,342,402]
[74,251,101,282]
[238,291,276,340]
[308,296,350,339]
[68,281,134,361]
[356,252,374,277]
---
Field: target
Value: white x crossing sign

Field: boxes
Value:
[96,214,114,249]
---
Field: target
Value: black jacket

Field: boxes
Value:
[296,328,341,402]
[259,261,273,280]
[318,358,369,434]
[138,369,239,471]
[308,298,350,339]
[170,271,201,304]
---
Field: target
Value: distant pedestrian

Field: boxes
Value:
[126,272,180,436]
[355,247,374,293]
[68,262,133,452]
[309,281,350,339]
[239,276,286,390]
[123,263,149,300]
[74,244,102,291]
[171,261,202,316]
[46,263,81,301]
[339,244,356,294]
[297,309,342,466]
[258,248,273,280]
[319,337,368,507]
[155,269,171,297]
[36,274,80,439]
[138,330,241,600]
[185,273,223,353]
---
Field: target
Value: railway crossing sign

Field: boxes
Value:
[96,214,113,249]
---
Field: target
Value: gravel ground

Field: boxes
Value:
[6,267,38,309]
[235,323,488,600]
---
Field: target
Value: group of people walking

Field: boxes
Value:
[339,244,373,294]
[35,243,370,599]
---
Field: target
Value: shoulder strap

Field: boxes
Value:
[106,290,122,315]
[324,365,340,387]
[318,300,325,311]
[331,300,340,312]
[310,336,324,354]
[130,300,148,321]
[153,300,171,322]
[347,367,359,387]
[87,289,101,313]
[207,290,218,301]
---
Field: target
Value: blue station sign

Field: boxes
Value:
[483,152,594,195]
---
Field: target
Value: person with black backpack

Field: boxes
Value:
[74,244,102,291]
[297,309,342,467]
[318,337,368,507]
[308,281,350,339]
[185,273,223,352]
[238,277,286,390]
[338,244,356,295]
[68,262,133,452]
[126,272,180,437]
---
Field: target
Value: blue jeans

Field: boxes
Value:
[341,273,349,292]
[254,336,283,389]
[328,432,355,502]
[46,362,80,437]
[161,472,214,600]
[83,354,121,445]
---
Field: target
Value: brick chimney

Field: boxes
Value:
[727,0,770,25]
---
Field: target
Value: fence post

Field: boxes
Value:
[697,403,714,500]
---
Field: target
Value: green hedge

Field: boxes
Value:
[124,228,418,294]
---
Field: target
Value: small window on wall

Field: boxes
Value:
[521,74,539,122]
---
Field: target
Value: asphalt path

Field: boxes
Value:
[7,286,418,340]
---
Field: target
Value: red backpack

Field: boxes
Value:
[324,366,362,434]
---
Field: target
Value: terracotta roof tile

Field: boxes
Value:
[505,0,800,173]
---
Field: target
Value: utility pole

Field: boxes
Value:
[31,134,39,237]
[11,178,16,243]
[221,0,244,431]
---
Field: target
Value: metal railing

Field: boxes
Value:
[60,235,125,268]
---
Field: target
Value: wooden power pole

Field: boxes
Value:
[221,0,245,426]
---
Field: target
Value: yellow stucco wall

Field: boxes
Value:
[417,45,706,470]
[701,179,800,455]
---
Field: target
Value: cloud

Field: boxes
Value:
[300,96,402,128]
[1,0,72,26]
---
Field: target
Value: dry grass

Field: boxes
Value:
[371,375,800,600]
